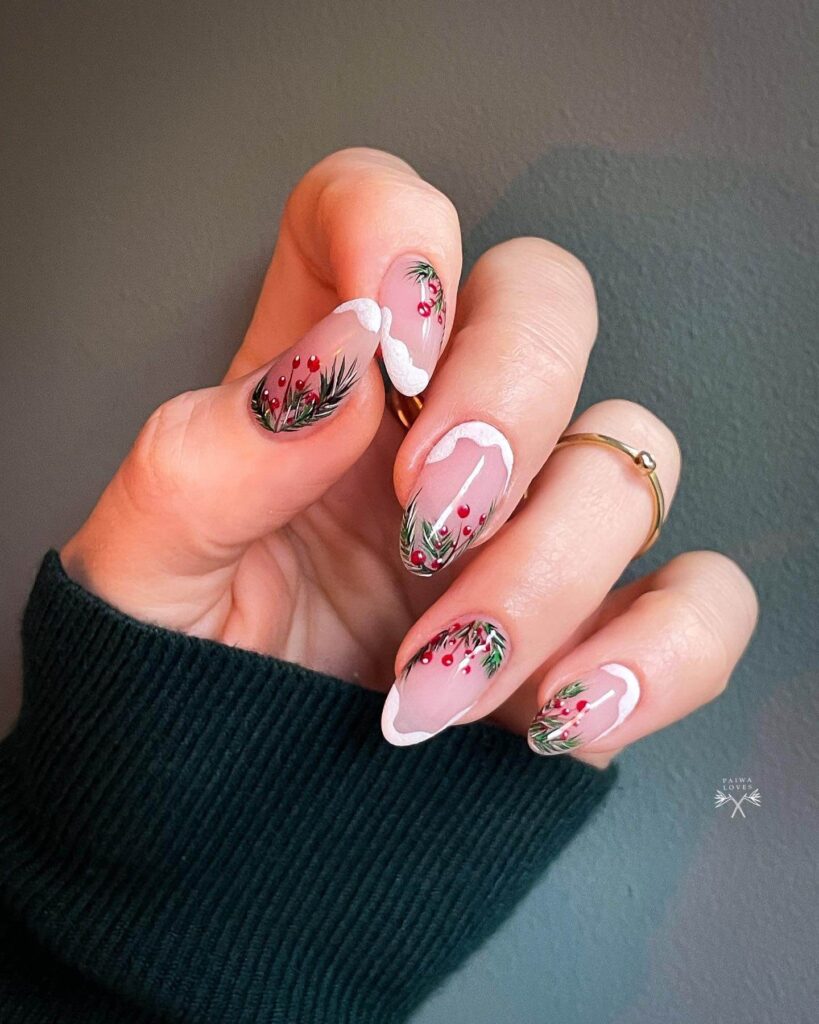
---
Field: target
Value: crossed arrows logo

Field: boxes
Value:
[714,788,761,818]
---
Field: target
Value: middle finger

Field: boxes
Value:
[393,236,598,576]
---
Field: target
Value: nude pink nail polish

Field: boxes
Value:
[378,255,446,396]
[400,422,513,575]
[382,618,510,746]
[250,299,381,435]
[527,664,641,755]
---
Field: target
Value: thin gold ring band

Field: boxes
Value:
[553,432,666,556]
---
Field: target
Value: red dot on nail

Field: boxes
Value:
[479,514,487,525]
[410,550,426,566]
[439,525,449,536]
[262,389,269,397]
[457,504,470,518]
[461,665,472,674]
[292,355,301,368]
[442,654,454,667]
[270,397,280,409]
[417,301,432,317]
[420,652,433,665]
[307,355,320,372]
[431,559,442,569]
[576,699,588,712]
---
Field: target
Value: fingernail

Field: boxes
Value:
[378,255,447,396]
[382,618,509,746]
[250,299,381,435]
[527,664,640,756]
[400,421,513,576]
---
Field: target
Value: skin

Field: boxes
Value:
[62,148,759,767]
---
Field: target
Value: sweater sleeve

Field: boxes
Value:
[0,552,617,1024]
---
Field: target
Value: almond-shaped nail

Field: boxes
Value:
[527,664,640,755]
[250,299,381,435]
[382,618,509,746]
[379,255,446,395]
[400,422,513,576]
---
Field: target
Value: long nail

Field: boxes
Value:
[378,255,446,396]
[400,422,513,576]
[527,664,640,756]
[382,618,509,746]
[250,299,381,435]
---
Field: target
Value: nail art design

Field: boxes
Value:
[379,255,447,396]
[400,422,513,576]
[382,618,509,746]
[251,299,381,435]
[527,664,640,756]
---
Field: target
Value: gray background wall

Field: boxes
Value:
[1,2,817,1022]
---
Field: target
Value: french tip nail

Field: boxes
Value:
[381,686,437,747]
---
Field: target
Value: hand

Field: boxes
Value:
[62,148,758,765]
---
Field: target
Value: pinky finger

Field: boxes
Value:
[526,551,759,765]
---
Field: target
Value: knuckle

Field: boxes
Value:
[123,391,201,513]
[584,398,682,477]
[680,550,760,633]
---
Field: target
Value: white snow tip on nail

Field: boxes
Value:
[333,298,382,333]
[379,306,430,396]
[381,687,434,747]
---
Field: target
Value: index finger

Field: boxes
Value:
[227,147,463,394]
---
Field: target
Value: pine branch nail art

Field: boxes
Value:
[382,618,510,747]
[249,299,381,437]
[378,254,447,396]
[252,353,358,433]
[527,665,641,757]
[399,422,513,576]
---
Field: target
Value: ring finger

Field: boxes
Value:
[382,397,682,745]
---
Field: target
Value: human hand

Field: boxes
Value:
[62,148,757,765]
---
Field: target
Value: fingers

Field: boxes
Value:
[394,237,598,576]
[382,399,681,745]
[229,147,462,394]
[526,551,758,764]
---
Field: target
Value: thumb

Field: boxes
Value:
[62,299,383,627]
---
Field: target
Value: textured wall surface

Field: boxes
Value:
[1,2,817,1022]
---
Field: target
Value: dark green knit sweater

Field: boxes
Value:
[0,553,617,1022]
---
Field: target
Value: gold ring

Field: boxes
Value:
[553,432,665,557]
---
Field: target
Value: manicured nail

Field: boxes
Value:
[250,299,381,435]
[382,618,509,746]
[400,421,513,576]
[378,255,447,396]
[527,664,640,755]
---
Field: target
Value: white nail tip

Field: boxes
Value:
[426,421,514,479]
[333,298,382,333]
[381,687,435,746]
[594,663,641,742]
[379,306,430,396]
[381,685,478,748]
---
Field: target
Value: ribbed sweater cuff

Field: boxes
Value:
[1,552,618,1023]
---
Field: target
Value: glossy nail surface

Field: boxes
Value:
[382,618,509,746]
[527,664,640,755]
[379,255,446,395]
[250,299,381,435]
[400,422,513,576]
